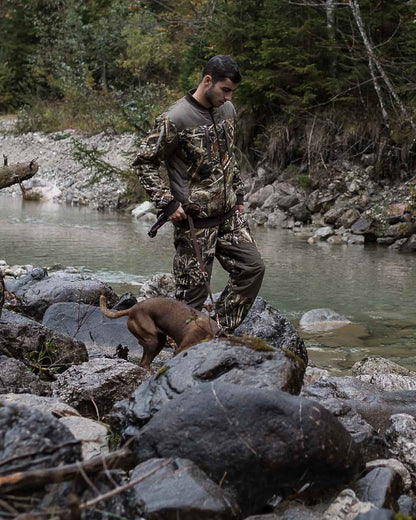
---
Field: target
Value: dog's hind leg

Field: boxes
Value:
[138,332,167,374]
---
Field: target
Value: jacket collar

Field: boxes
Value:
[186,89,214,112]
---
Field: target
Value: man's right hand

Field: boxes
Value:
[168,203,187,222]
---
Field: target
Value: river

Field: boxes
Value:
[1,194,415,374]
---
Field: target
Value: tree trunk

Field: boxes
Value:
[0,160,39,190]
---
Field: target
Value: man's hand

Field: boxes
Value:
[237,204,244,214]
[168,203,187,221]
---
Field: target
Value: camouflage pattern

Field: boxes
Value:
[173,211,265,333]
[133,94,245,217]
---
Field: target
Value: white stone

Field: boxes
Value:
[59,416,109,460]
[132,200,155,218]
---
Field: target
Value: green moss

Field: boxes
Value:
[155,365,169,379]
[282,348,306,371]
[225,334,275,352]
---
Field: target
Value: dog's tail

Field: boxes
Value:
[100,295,131,319]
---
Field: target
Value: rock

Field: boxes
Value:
[248,184,275,209]
[132,200,155,218]
[307,191,336,213]
[250,208,268,226]
[350,218,373,236]
[351,357,413,377]
[354,467,403,510]
[59,416,109,460]
[52,358,148,419]
[313,226,334,240]
[323,205,346,225]
[131,382,360,516]
[303,376,416,433]
[0,308,38,325]
[353,510,395,520]
[0,355,51,395]
[299,308,351,331]
[337,208,361,229]
[321,489,377,520]
[117,338,305,435]
[356,374,416,392]
[130,458,239,519]
[396,233,416,253]
[346,233,365,245]
[327,235,344,245]
[276,193,299,210]
[366,459,412,492]
[0,320,88,367]
[288,201,310,223]
[398,495,416,516]
[383,202,410,224]
[5,271,118,321]
[0,393,80,417]
[42,302,143,353]
[266,209,288,228]
[138,273,176,299]
[385,414,416,483]
[0,401,81,473]
[234,296,308,366]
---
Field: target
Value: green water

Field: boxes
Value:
[1,194,415,373]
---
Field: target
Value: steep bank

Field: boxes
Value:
[1,118,415,253]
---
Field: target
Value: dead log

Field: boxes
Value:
[0,160,39,190]
[0,447,134,493]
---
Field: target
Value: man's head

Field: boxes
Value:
[194,55,241,108]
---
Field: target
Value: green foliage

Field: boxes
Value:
[25,340,62,379]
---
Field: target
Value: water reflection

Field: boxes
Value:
[1,194,415,372]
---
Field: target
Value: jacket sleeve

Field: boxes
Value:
[230,114,245,205]
[132,115,180,217]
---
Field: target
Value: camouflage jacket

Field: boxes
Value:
[133,90,245,221]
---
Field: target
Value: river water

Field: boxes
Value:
[1,194,415,374]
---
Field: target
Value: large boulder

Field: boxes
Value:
[52,358,149,418]
[115,338,305,436]
[299,308,351,332]
[0,355,51,396]
[0,320,88,367]
[130,382,360,516]
[42,302,143,353]
[5,271,118,320]
[234,296,308,366]
[0,401,81,474]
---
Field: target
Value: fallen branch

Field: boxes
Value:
[0,448,134,493]
[0,160,39,190]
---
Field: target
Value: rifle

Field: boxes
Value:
[148,203,201,238]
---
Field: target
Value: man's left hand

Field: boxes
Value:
[237,204,244,214]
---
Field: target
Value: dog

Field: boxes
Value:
[100,295,222,373]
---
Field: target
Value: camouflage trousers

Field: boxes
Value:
[173,210,265,333]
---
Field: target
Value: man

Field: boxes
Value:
[133,55,265,333]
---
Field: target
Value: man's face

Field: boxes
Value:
[205,77,238,108]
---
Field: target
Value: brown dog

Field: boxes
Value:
[99,295,221,373]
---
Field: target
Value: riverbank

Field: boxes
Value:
[1,118,415,252]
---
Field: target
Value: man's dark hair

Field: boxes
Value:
[202,55,242,84]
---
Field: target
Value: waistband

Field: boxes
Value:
[176,206,237,229]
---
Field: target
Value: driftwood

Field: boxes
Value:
[0,160,39,190]
[0,447,134,493]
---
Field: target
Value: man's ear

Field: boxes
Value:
[202,74,213,88]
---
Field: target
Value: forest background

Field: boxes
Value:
[2,0,416,194]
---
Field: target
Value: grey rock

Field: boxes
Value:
[351,357,413,377]
[288,201,311,223]
[0,320,88,367]
[354,467,403,510]
[0,308,37,325]
[323,206,346,225]
[234,296,308,366]
[0,401,81,473]
[130,458,239,519]
[337,208,361,229]
[300,308,350,327]
[385,414,416,483]
[0,393,80,418]
[266,209,288,228]
[59,416,109,460]
[276,193,299,210]
[248,184,275,209]
[138,273,176,299]
[131,382,360,516]
[117,338,305,435]
[396,233,416,253]
[398,494,416,517]
[350,218,373,236]
[42,302,143,353]
[313,226,334,239]
[307,191,336,213]
[353,510,394,520]
[6,271,118,320]
[366,459,412,492]
[322,489,376,520]
[356,374,416,392]
[0,355,51,395]
[52,357,148,418]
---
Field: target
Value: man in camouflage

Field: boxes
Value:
[133,55,265,333]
